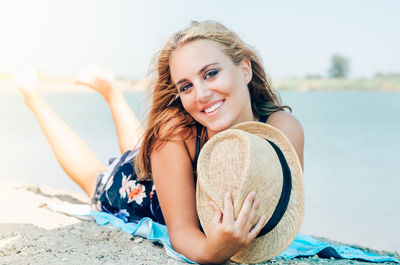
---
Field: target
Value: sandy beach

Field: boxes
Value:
[0,180,398,265]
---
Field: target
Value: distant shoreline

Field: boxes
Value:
[1,77,400,94]
[273,77,400,92]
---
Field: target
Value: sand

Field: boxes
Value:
[0,181,398,265]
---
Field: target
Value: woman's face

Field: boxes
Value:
[169,39,256,138]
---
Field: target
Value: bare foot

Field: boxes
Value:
[15,68,42,108]
[75,66,116,101]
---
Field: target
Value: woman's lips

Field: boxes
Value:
[202,99,224,117]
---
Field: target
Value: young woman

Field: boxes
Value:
[18,21,304,264]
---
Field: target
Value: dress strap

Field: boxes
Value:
[258,114,270,123]
[192,124,202,180]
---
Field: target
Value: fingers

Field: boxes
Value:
[208,201,222,224]
[245,198,259,231]
[222,191,234,225]
[248,214,267,240]
[236,191,256,229]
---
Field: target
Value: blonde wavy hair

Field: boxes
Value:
[135,20,290,181]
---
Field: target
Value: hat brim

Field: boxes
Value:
[196,121,304,264]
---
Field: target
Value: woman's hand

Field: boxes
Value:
[202,191,267,263]
[75,65,116,100]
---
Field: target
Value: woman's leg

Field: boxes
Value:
[19,86,106,197]
[103,87,144,153]
[76,68,144,153]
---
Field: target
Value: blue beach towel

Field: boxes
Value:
[280,234,398,263]
[90,211,399,264]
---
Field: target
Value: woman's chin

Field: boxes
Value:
[205,123,232,137]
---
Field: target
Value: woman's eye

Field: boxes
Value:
[205,70,218,79]
[179,83,192,93]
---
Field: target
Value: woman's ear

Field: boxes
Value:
[239,59,252,85]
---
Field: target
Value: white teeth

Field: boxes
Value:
[204,101,223,113]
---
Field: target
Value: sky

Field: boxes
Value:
[0,0,399,79]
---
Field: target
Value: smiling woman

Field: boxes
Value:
[16,20,304,264]
[170,40,255,136]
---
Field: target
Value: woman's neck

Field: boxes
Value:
[206,114,258,139]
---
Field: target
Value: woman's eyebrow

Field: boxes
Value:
[175,62,220,86]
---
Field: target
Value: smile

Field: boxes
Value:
[204,100,223,114]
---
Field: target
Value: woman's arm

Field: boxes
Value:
[151,124,267,264]
[76,68,144,153]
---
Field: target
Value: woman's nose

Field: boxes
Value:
[194,82,212,103]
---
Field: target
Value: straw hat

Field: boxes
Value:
[196,121,304,264]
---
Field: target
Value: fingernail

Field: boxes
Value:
[226,191,230,197]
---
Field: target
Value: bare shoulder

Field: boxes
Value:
[267,111,304,169]
[267,111,304,137]
[157,117,197,160]
[159,117,196,141]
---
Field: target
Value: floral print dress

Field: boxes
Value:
[91,125,203,225]
[92,149,165,224]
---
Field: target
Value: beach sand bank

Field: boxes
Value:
[0,181,398,265]
[0,79,149,94]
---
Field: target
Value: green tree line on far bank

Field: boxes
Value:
[275,54,400,91]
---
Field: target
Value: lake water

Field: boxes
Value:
[1,91,399,252]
